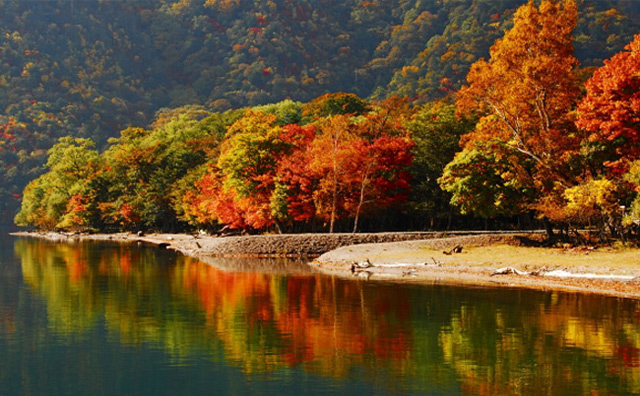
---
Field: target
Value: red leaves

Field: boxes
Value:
[182,101,415,232]
[576,34,640,173]
[119,203,140,226]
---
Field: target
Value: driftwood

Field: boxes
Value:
[350,258,373,273]
[491,267,529,276]
[443,245,463,255]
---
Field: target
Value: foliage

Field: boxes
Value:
[576,34,640,174]
[443,0,583,221]
[303,93,369,119]
[562,178,620,225]
[15,137,101,230]
[407,101,476,227]
[439,143,529,218]
[12,1,640,236]
[568,34,640,234]
[2,0,640,223]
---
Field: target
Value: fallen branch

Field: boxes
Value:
[491,267,636,280]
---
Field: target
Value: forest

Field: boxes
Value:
[6,0,640,236]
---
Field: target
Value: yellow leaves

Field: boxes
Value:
[605,8,620,17]
[540,178,624,224]
[21,62,34,77]
[564,178,617,212]
[400,65,419,77]
[204,0,239,11]
[170,0,193,14]
[440,50,456,63]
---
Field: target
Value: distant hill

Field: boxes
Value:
[1,0,639,224]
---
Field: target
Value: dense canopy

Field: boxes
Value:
[8,0,640,237]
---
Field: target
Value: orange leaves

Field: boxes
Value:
[449,0,582,218]
[458,0,580,129]
[63,194,90,228]
[119,203,140,227]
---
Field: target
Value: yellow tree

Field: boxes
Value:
[309,115,359,233]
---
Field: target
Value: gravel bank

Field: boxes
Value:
[11,231,523,258]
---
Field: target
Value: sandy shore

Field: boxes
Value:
[11,231,640,299]
[313,235,640,299]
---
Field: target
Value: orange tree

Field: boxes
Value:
[309,111,413,233]
[440,0,584,232]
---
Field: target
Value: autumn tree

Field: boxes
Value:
[99,108,222,231]
[272,124,318,227]
[216,110,292,230]
[180,168,249,230]
[309,115,360,232]
[347,134,414,233]
[303,93,369,120]
[442,0,583,229]
[572,34,640,234]
[309,112,413,233]
[576,34,640,174]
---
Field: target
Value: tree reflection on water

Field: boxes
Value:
[11,238,640,395]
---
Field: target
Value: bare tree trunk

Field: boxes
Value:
[353,164,373,234]
[274,218,283,234]
[542,217,555,241]
[330,183,337,233]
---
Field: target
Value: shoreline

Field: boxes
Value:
[11,230,640,300]
[313,237,640,300]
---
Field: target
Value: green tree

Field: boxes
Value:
[15,137,100,230]
[407,101,475,228]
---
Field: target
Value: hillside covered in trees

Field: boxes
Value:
[5,0,640,233]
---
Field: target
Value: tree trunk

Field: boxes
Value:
[542,217,555,241]
[274,218,283,234]
[329,187,336,233]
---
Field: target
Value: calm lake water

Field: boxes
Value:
[2,235,640,395]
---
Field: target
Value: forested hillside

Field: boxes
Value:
[3,0,640,227]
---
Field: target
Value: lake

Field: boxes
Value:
[1,235,640,395]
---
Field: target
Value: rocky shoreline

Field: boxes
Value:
[10,230,528,258]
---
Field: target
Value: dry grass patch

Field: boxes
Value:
[411,244,640,274]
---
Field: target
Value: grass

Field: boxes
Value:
[422,244,640,272]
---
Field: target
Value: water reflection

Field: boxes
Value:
[8,237,640,395]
